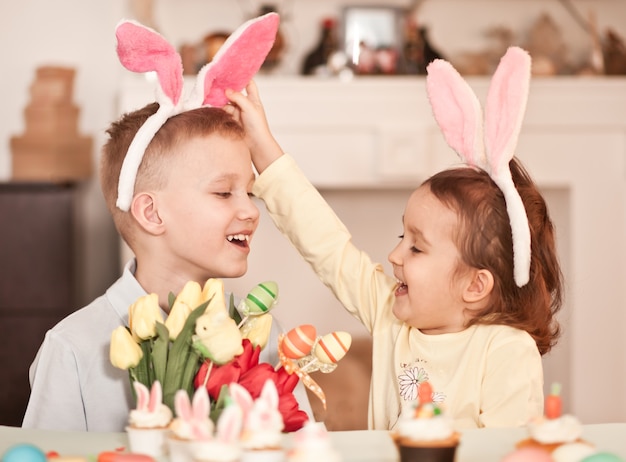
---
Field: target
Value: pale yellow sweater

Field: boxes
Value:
[254,154,543,430]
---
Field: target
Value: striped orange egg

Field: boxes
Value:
[282,324,317,359]
[314,331,352,364]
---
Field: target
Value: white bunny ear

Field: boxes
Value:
[186,12,280,109]
[114,19,185,211]
[228,383,254,418]
[484,46,533,287]
[148,380,163,412]
[113,14,280,211]
[216,404,243,443]
[259,379,279,409]
[192,386,211,421]
[484,47,531,176]
[175,389,193,420]
[133,381,150,411]
[115,19,184,106]
[426,58,486,168]
[426,46,533,287]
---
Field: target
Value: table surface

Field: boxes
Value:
[1,424,625,461]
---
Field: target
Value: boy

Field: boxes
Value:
[22,103,311,431]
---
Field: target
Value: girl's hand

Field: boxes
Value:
[225,80,284,173]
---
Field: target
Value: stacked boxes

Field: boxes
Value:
[10,66,92,182]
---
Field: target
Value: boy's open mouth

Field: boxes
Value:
[227,234,250,248]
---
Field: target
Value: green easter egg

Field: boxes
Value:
[243,281,278,314]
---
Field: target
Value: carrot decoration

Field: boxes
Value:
[545,382,562,419]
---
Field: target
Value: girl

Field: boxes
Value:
[227,47,563,430]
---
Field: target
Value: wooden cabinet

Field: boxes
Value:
[0,183,76,426]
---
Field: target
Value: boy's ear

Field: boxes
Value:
[130,192,165,235]
[463,268,494,304]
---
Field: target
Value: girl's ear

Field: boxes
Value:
[463,268,494,304]
[130,192,164,235]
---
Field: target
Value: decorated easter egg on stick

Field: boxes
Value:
[282,324,317,359]
[314,331,352,365]
[238,281,279,320]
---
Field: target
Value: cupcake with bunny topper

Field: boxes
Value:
[230,380,286,462]
[168,386,215,462]
[516,383,593,454]
[391,381,460,462]
[191,402,244,462]
[126,381,173,458]
[287,421,342,462]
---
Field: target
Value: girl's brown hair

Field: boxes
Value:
[424,158,563,354]
[100,103,245,246]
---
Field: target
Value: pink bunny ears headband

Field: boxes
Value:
[425,47,532,287]
[114,13,280,211]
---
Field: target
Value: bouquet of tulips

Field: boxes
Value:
[109,278,352,432]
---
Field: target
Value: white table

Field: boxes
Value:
[1,424,625,461]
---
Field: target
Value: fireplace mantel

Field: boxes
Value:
[118,76,626,424]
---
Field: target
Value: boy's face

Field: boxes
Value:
[388,185,472,334]
[154,134,259,281]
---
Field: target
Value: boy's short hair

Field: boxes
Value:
[100,103,245,248]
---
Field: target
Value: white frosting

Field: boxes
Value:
[288,422,341,462]
[528,415,583,444]
[551,442,596,462]
[192,439,242,462]
[242,395,284,450]
[169,416,215,440]
[128,403,172,429]
[396,403,454,441]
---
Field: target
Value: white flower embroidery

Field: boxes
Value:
[398,366,428,401]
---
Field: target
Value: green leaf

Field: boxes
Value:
[152,322,169,386]
[209,384,232,424]
[228,293,242,325]
[180,348,201,397]
[168,291,176,310]
[134,340,152,387]
[162,299,210,411]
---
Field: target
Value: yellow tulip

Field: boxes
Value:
[110,326,143,370]
[241,313,273,350]
[201,278,226,313]
[128,293,164,342]
[166,281,202,340]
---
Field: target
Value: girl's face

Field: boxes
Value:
[388,185,473,334]
[155,134,260,282]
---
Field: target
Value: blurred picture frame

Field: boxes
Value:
[341,5,406,75]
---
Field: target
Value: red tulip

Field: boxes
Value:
[193,339,309,432]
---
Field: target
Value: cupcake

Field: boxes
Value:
[232,380,286,462]
[191,402,243,462]
[391,382,460,462]
[126,381,173,458]
[287,421,341,462]
[516,383,593,455]
[168,387,215,462]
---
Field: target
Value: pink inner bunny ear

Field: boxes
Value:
[426,58,485,168]
[484,46,531,176]
[216,405,243,443]
[133,381,149,411]
[116,20,183,106]
[192,386,210,420]
[148,381,163,412]
[193,12,280,108]
[175,389,193,420]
